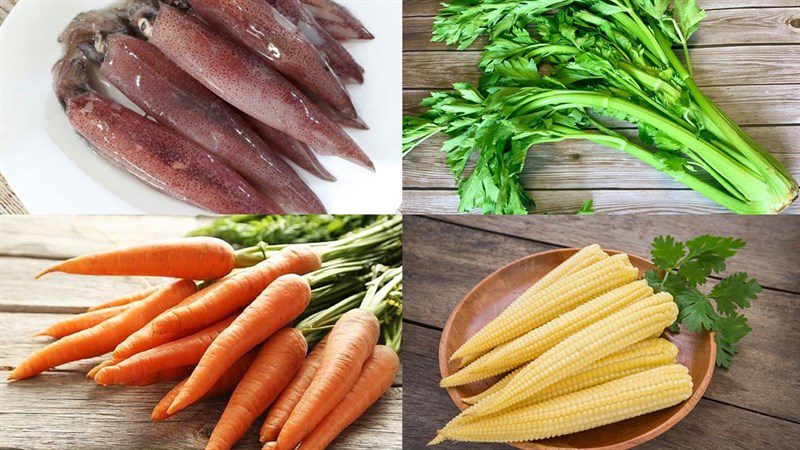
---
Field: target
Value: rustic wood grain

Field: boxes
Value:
[403,0,800,17]
[403,126,799,190]
[404,7,800,51]
[401,189,800,215]
[403,323,800,450]
[0,371,402,450]
[0,257,169,312]
[402,216,800,425]
[0,215,210,259]
[430,215,800,292]
[0,216,402,449]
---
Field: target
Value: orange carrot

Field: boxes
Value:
[120,365,193,387]
[295,345,399,450]
[95,314,238,386]
[111,275,237,360]
[260,337,328,443]
[149,247,320,345]
[36,304,132,339]
[167,274,311,415]
[152,350,258,422]
[273,309,380,450]
[87,358,119,379]
[86,285,160,311]
[36,237,235,280]
[207,328,307,450]
[8,280,196,381]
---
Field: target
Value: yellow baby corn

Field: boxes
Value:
[430,364,693,444]
[441,280,653,387]
[450,251,633,362]
[520,337,678,405]
[462,337,677,405]
[462,369,518,405]
[451,292,678,421]
[449,245,608,363]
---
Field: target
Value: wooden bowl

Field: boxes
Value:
[438,248,716,449]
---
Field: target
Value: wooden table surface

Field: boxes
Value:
[0,215,402,449]
[401,0,800,214]
[402,215,800,448]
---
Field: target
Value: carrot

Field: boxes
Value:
[36,304,132,339]
[87,358,119,379]
[167,274,311,415]
[260,337,328,443]
[152,350,258,422]
[86,285,160,311]
[207,328,307,450]
[120,365,193,386]
[95,314,238,386]
[36,237,235,280]
[295,345,399,450]
[273,309,380,450]
[111,275,237,360]
[8,280,196,381]
[148,247,320,345]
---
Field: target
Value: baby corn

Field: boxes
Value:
[450,251,634,362]
[441,280,653,387]
[451,292,678,421]
[431,364,693,444]
[462,337,678,405]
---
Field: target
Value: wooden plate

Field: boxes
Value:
[438,248,716,449]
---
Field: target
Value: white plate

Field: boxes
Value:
[0,0,402,214]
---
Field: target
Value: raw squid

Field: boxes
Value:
[144,4,373,170]
[56,51,280,213]
[189,0,359,123]
[247,118,337,181]
[268,0,365,84]
[100,34,326,213]
[301,0,373,40]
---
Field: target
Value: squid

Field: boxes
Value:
[187,0,360,123]
[301,0,374,41]
[100,34,326,213]
[247,118,337,181]
[55,11,282,213]
[135,3,373,170]
[267,0,365,84]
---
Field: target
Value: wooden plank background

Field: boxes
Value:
[401,0,800,214]
[402,215,800,448]
[0,215,402,449]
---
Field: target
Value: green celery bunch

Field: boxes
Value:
[405,0,797,214]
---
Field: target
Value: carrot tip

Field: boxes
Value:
[166,393,187,415]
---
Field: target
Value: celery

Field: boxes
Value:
[404,0,798,214]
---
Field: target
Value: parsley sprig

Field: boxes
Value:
[644,235,761,368]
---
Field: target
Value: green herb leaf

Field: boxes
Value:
[709,272,761,315]
[650,235,685,269]
[672,0,706,40]
[647,234,759,368]
[577,199,595,214]
[714,313,751,368]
